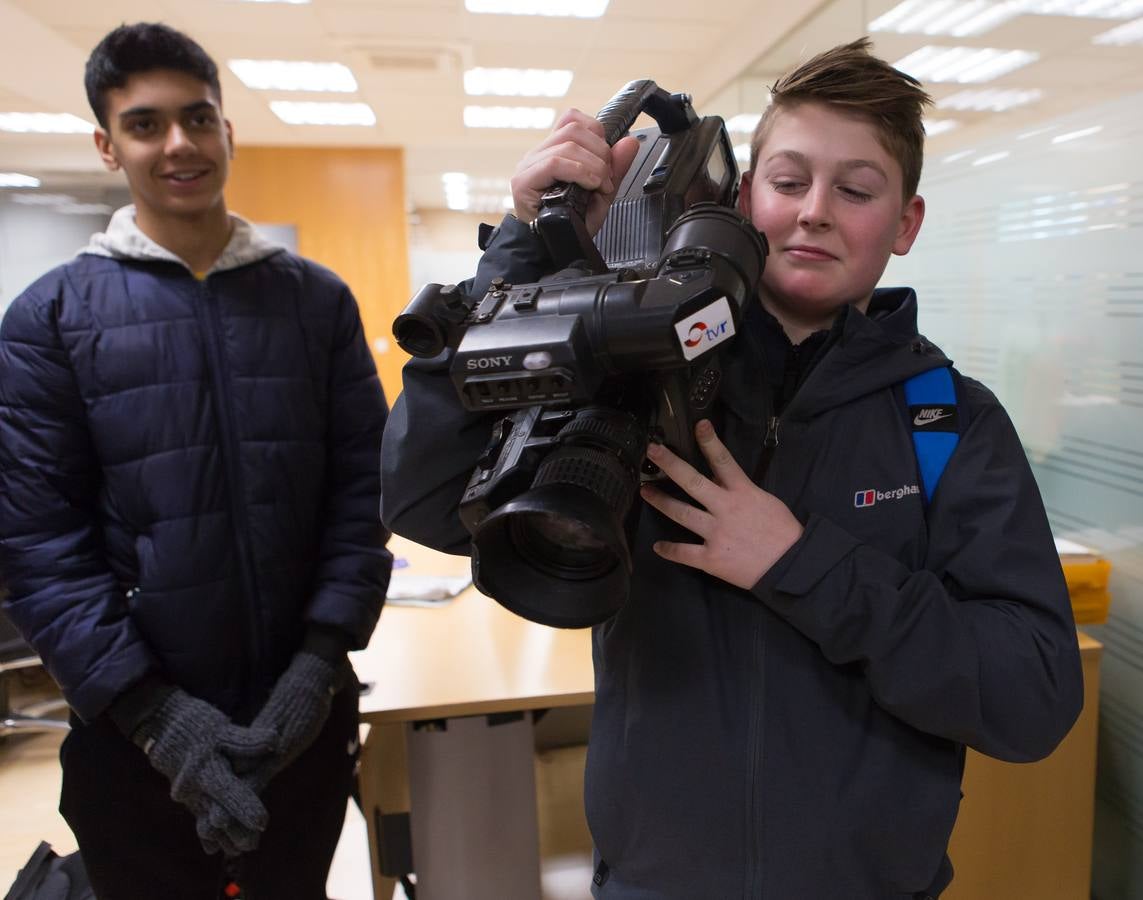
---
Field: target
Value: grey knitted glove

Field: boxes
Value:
[229,650,347,788]
[131,688,279,857]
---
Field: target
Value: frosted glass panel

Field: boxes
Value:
[886,90,1143,900]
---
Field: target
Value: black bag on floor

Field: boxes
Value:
[4,842,94,900]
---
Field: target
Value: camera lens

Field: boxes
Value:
[468,406,647,628]
[508,511,616,581]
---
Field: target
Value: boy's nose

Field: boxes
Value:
[164,124,194,155]
[798,185,832,230]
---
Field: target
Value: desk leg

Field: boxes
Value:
[407,712,543,900]
[359,722,409,900]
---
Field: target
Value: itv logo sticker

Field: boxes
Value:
[674,296,735,361]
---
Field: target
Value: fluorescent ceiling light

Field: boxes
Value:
[442,172,513,211]
[9,192,75,205]
[871,0,1026,37]
[942,148,977,162]
[57,202,113,216]
[725,113,762,134]
[465,0,609,15]
[0,172,40,188]
[871,0,1143,37]
[463,105,555,129]
[937,87,1042,110]
[1093,17,1143,43]
[465,68,572,97]
[733,143,751,164]
[1025,0,1143,18]
[270,101,376,126]
[893,45,1038,82]
[1052,125,1103,143]
[972,150,1011,165]
[229,60,357,92]
[0,112,94,134]
[923,118,960,136]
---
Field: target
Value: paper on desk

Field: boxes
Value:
[386,572,472,606]
[385,535,473,606]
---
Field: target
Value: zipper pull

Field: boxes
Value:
[763,416,780,449]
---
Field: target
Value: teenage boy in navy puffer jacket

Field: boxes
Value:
[0,22,390,899]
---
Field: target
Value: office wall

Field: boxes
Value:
[408,208,487,297]
[885,91,1143,900]
[0,200,112,314]
[225,146,410,401]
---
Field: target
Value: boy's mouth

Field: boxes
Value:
[162,169,210,185]
[785,244,837,262]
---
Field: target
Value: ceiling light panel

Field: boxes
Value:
[1052,125,1103,143]
[0,112,94,134]
[871,0,1026,37]
[270,101,376,126]
[725,113,763,134]
[871,0,1143,37]
[463,105,555,129]
[924,118,961,135]
[465,0,609,16]
[937,87,1043,110]
[893,45,1039,82]
[464,68,573,97]
[0,173,40,188]
[1024,0,1143,17]
[1093,17,1143,42]
[229,60,358,92]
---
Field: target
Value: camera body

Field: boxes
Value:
[393,81,767,628]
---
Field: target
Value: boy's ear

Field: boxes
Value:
[892,194,925,256]
[737,171,754,219]
[93,128,120,172]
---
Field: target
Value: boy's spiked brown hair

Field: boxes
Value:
[748,37,933,199]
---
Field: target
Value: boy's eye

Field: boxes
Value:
[125,118,156,135]
[840,186,874,202]
[771,180,805,194]
[188,112,218,129]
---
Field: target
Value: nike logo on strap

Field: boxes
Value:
[913,409,953,427]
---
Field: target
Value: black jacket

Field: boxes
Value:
[381,216,1083,899]
[0,217,391,723]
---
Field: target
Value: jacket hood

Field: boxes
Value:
[722,287,950,424]
[81,205,284,275]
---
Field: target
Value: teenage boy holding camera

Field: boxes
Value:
[382,39,1082,898]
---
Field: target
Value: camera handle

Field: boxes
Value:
[536,79,697,273]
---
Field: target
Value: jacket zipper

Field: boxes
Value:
[195,278,265,706]
[755,415,780,482]
[745,613,766,899]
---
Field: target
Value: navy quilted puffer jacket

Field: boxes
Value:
[0,211,391,722]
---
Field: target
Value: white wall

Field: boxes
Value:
[0,200,113,316]
[886,91,1143,900]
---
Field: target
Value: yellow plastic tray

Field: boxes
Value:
[1061,558,1112,625]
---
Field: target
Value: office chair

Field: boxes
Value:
[1,601,69,737]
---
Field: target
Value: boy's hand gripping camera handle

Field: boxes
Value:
[536,79,696,272]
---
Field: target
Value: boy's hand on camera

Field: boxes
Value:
[640,420,804,590]
[510,108,640,236]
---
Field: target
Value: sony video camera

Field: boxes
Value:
[393,79,767,629]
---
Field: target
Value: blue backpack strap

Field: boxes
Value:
[904,366,960,505]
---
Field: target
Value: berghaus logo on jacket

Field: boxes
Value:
[854,484,920,508]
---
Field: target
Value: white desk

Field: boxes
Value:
[352,536,593,900]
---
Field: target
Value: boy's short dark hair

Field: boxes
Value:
[85,23,221,129]
[748,37,932,199]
